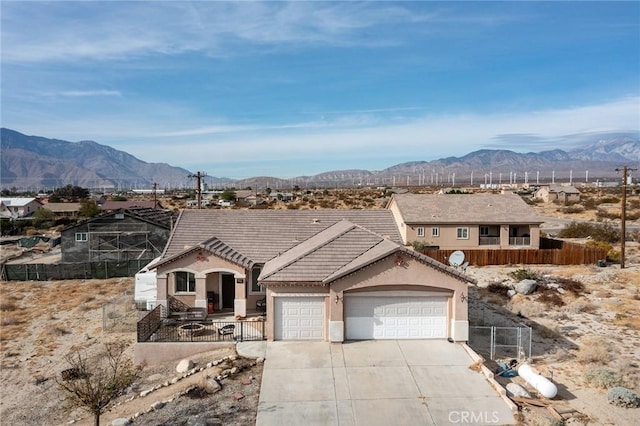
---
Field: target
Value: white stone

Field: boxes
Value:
[170,377,179,384]
[140,390,152,397]
[111,419,131,426]
[506,383,531,398]
[176,359,194,373]
[202,376,222,394]
[507,289,517,298]
[151,401,165,410]
[515,279,537,295]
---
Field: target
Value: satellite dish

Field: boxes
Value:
[449,250,465,267]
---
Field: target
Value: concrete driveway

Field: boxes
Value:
[256,340,516,426]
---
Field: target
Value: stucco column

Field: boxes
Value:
[500,225,510,248]
[234,274,247,318]
[329,287,344,342]
[156,274,168,316]
[195,274,207,309]
[450,289,469,342]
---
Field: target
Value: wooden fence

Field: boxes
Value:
[419,238,607,266]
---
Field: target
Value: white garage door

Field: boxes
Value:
[274,297,325,340]
[345,296,448,340]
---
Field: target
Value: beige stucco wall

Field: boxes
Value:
[265,253,471,342]
[405,223,540,250]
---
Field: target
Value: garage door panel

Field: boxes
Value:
[275,297,325,340]
[346,296,447,340]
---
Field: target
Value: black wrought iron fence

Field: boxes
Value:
[137,316,265,343]
[136,304,165,342]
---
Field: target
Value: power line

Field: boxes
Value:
[615,166,637,269]
[188,171,207,209]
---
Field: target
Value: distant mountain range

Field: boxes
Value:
[1,128,638,190]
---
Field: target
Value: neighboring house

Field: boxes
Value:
[387,192,543,249]
[99,200,163,211]
[534,185,581,203]
[41,202,82,218]
[153,209,474,342]
[60,207,175,263]
[0,198,43,219]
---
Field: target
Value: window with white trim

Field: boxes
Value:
[75,232,88,242]
[175,271,196,293]
[250,266,264,294]
[431,227,440,237]
[456,227,469,239]
[416,227,425,237]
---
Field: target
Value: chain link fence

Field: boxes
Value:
[469,326,532,361]
[102,295,140,333]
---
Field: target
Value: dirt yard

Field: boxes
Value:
[1,258,639,425]
[0,278,262,426]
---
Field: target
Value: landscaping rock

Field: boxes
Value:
[202,375,222,394]
[233,392,245,400]
[507,289,517,298]
[176,359,194,373]
[140,389,153,397]
[506,383,531,398]
[151,401,165,410]
[112,419,131,426]
[515,279,537,295]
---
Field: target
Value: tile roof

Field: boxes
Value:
[154,236,253,270]
[391,193,543,225]
[162,209,402,264]
[260,220,476,285]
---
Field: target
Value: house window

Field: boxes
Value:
[456,227,469,239]
[431,227,440,237]
[251,266,264,294]
[75,232,88,242]
[175,271,196,293]
[480,226,489,236]
[416,227,425,237]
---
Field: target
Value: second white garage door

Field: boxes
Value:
[274,296,325,340]
[345,295,448,340]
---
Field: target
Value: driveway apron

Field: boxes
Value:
[256,340,516,426]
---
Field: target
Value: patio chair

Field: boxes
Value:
[218,324,235,340]
[256,297,266,313]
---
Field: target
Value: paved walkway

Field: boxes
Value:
[256,340,516,426]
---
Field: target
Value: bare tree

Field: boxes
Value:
[56,341,142,426]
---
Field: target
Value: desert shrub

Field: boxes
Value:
[486,282,510,297]
[598,196,621,204]
[555,277,585,294]
[583,368,625,389]
[577,337,612,364]
[508,268,542,281]
[538,292,565,307]
[562,205,584,214]
[0,300,18,312]
[629,199,640,209]
[565,298,596,314]
[558,221,620,243]
[1,315,21,326]
[596,209,620,220]
[607,387,640,408]
[626,210,640,221]
[582,197,598,210]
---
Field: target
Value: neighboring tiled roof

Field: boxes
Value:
[260,220,476,285]
[42,202,82,212]
[548,185,581,194]
[392,193,543,225]
[100,200,162,210]
[125,207,176,229]
[0,198,40,207]
[162,209,402,264]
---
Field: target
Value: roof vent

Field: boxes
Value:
[312,218,320,223]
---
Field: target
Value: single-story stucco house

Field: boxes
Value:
[152,209,475,342]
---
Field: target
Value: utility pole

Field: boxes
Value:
[188,171,207,209]
[152,182,158,206]
[615,166,637,269]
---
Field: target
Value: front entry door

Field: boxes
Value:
[221,274,235,309]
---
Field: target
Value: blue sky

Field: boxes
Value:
[2,1,639,179]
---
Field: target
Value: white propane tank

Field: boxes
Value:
[517,364,557,399]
